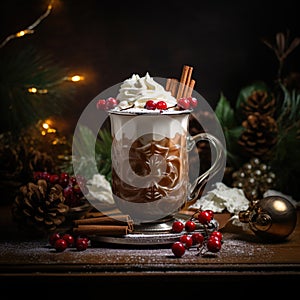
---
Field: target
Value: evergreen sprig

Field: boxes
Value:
[0,44,77,134]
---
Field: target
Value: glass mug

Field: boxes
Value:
[109,110,225,225]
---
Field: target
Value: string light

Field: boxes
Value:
[0,0,54,48]
[66,75,85,82]
[28,87,49,94]
[40,119,56,136]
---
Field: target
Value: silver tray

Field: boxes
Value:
[90,218,219,246]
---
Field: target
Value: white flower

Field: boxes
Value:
[86,174,114,207]
[190,182,250,214]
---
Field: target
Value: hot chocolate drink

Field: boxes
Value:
[107,68,224,224]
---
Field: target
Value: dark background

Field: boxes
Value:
[1,0,300,134]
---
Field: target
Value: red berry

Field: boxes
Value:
[185,220,196,232]
[96,99,106,110]
[156,100,167,110]
[210,231,223,241]
[49,174,60,184]
[171,241,185,257]
[69,176,77,186]
[106,97,118,109]
[62,233,75,247]
[198,210,212,224]
[191,232,204,245]
[172,220,184,233]
[187,97,198,108]
[179,235,193,248]
[54,238,68,252]
[145,100,157,110]
[207,237,222,253]
[177,98,190,110]
[49,232,61,246]
[205,209,214,219]
[76,238,89,251]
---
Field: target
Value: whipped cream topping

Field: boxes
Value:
[115,72,177,111]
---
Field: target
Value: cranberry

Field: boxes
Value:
[187,97,198,108]
[62,233,75,247]
[198,210,212,224]
[96,99,106,110]
[179,235,193,248]
[106,97,118,109]
[54,238,68,252]
[207,237,222,253]
[177,98,190,110]
[145,100,157,110]
[49,174,60,184]
[210,231,223,241]
[76,238,89,251]
[156,100,167,110]
[191,232,204,245]
[185,220,196,232]
[172,220,184,233]
[171,241,185,257]
[49,232,61,246]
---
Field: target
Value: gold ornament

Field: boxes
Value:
[239,196,297,242]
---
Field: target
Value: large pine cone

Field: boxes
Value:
[12,179,69,233]
[241,90,276,118]
[238,112,278,158]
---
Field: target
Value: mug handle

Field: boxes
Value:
[186,132,225,205]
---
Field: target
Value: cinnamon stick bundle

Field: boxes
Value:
[72,212,134,236]
[166,65,196,99]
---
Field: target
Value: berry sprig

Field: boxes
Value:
[33,171,88,207]
[49,232,90,252]
[96,97,119,110]
[171,208,223,258]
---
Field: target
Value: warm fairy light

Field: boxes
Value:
[28,87,37,93]
[40,119,56,136]
[66,75,85,82]
[28,87,48,94]
[0,0,54,48]
[42,123,49,129]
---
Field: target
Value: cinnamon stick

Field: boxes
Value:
[165,78,172,92]
[73,225,132,236]
[186,79,195,97]
[170,78,178,97]
[74,214,133,226]
[84,208,122,218]
[176,65,190,99]
[182,66,193,98]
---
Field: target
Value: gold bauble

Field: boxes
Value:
[239,196,297,242]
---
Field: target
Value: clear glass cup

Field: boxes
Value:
[109,109,225,224]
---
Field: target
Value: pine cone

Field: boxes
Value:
[27,149,56,174]
[238,112,278,158]
[232,157,276,201]
[241,90,276,118]
[12,179,69,233]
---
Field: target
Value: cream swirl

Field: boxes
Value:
[116,72,177,109]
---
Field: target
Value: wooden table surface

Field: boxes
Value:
[1,203,300,296]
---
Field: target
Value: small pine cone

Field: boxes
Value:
[27,149,56,174]
[241,90,276,118]
[232,157,276,201]
[238,112,278,158]
[12,179,69,233]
